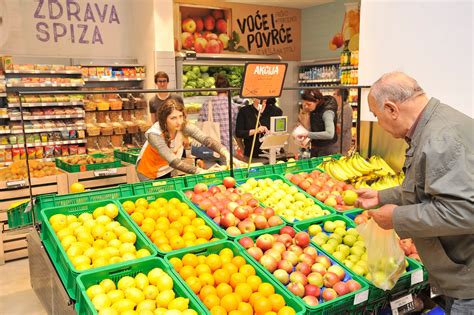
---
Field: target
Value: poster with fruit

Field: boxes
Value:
[174,0,301,61]
[329,2,360,52]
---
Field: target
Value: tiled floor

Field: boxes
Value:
[0,258,47,315]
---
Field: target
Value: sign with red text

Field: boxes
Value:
[240,63,288,98]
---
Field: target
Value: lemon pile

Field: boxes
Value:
[85,267,197,315]
[49,203,151,271]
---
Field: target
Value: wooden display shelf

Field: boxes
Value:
[65,163,136,191]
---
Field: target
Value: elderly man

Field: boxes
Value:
[356,72,474,314]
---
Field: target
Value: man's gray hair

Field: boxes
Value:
[370,72,424,108]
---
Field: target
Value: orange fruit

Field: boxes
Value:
[159,244,173,252]
[249,292,264,307]
[183,209,197,220]
[135,205,147,214]
[210,305,227,315]
[216,283,233,298]
[168,210,182,222]
[229,272,246,289]
[70,182,85,193]
[142,218,155,227]
[182,253,198,267]
[165,229,180,239]
[153,235,168,246]
[246,275,262,292]
[150,230,164,241]
[239,264,256,277]
[177,202,190,211]
[238,301,253,314]
[170,221,184,235]
[179,265,196,280]
[220,255,232,265]
[183,225,196,234]
[155,221,169,232]
[169,257,183,272]
[220,248,233,257]
[253,297,272,314]
[195,238,209,246]
[198,256,207,264]
[185,276,202,294]
[213,269,230,285]
[192,218,205,226]
[203,294,220,310]
[135,198,149,208]
[121,200,135,214]
[177,216,192,227]
[168,198,181,205]
[170,236,185,250]
[278,306,296,315]
[195,264,211,276]
[221,293,240,312]
[223,263,239,275]
[206,254,222,272]
[156,208,168,218]
[258,283,275,297]
[155,197,167,206]
[232,256,246,269]
[235,283,253,302]
[130,212,144,226]
[195,225,213,240]
[199,273,215,286]
[269,293,286,312]
[199,285,217,300]
[144,208,160,220]
[141,224,155,237]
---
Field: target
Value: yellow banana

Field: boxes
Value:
[350,155,374,174]
[337,160,360,179]
[328,161,350,181]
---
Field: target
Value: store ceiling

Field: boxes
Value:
[226,0,334,9]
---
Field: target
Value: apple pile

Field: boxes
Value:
[239,177,330,222]
[184,178,284,237]
[284,170,358,211]
[239,226,363,306]
[181,9,246,54]
[352,212,421,263]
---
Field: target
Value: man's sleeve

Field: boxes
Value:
[393,132,474,238]
[378,186,403,205]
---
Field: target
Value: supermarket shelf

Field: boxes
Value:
[10,126,85,134]
[0,115,9,119]
[0,93,6,97]
[0,130,11,134]
[8,101,84,108]
[6,83,84,88]
[5,69,82,75]
[1,157,56,166]
[83,77,144,82]
[79,63,145,67]
[0,139,87,149]
[298,79,340,84]
[10,114,84,121]
[340,65,358,70]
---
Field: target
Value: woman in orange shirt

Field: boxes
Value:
[137,96,231,181]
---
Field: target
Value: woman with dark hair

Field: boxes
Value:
[297,89,339,157]
[136,96,230,181]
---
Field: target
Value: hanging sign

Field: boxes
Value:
[240,63,287,98]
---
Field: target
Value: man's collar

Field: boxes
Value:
[404,97,440,145]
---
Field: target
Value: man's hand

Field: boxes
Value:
[355,188,380,209]
[368,204,397,230]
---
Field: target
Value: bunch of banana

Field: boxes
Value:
[353,172,405,190]
[369,155,396,175]
[317,153,382,182]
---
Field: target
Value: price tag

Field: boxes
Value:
[6,179,27,188]
[353,289,369,305]
[410,269,423,286]
[94,168,118,177]
[390,293,415,315]
[152,181,167,187]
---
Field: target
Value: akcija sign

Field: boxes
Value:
[33,0,120,44]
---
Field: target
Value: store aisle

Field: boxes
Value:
[0,258,47,315]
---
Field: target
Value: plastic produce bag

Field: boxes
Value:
[356,219,405,290]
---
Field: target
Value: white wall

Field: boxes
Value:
[359,0,473,120]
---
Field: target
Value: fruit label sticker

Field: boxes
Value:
[93,168,117,177]
[390,293,415,315]
[240,63,287,98]
[410,269,423,286]
[353,289,368,305]
[152,181,167,187]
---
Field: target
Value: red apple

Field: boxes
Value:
[322,288,338,301]
[277,260,293,273]
[272,242,286,254]
[268,215,283,227]
[295,232,310,248]
[307,186,320,197]
[205,39,221,53]
[194,16,203,32]
[279,226,296,237]
[287,282,305,298]
[299,254,315,266]
[346,279,362,292]
[307,272,324,287]
[299,180,311,190]
[315,256,332,269]
[256,234,274,251]
[204,15,215,31]
[303,295,319,306]
[226,226,241,236]
[254,215,269,230]
[266,249,282,262]
[288,245,303,257]
[290,175,304,185]
[333,281,350,296]
[273,269,290,285]
[316,191,328,202]
[234,206,250,220]
[303,247,318,260]
[213,216,221,225]
[247,199,259,208]
[199,199,213,211]
[253,207,264,215]
[226,202,239,212]
[238,236,254,249]
[296,262,311,276]
[311,263,327,276]
[327,265,346,281]
[221,213,236,228]
[260,254,278,273]
[184,190,194,199]
[182,17,196,33]
[247,246,263,260]
[194,183,208,194]
[289,271,308,286]
[206,206,219,219]
[212,9,224,20]
[209,186,220,194]
[263,208,275,220]
[223,177,236,188]
[323,272,339,288]
[282,251,299,266]
[277,234,293,248]
[238,219,256,234]
[216,19,227,34]
[304,284,321,297]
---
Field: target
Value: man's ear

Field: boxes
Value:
[384,101,399,119]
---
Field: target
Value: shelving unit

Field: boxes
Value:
[8,101,84,108]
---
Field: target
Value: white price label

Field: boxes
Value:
[6,179,27,188]
[353,289,369,305]
[93,168,118,177]
[390,293,415,315]
[411,269,423,286]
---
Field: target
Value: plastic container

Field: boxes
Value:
[75,257,206,315]
[272,159,312,174]
[113,148,141,164]
[6,200,38,229]
[117,191,227,256]
[232,164,275,181]
[40,199,157,300]
[131,177,186,195]
[234,226,371,315]
[293,214,425,307]
[183,170,230,188]
[55,153,122,173]
[165,240,306,315]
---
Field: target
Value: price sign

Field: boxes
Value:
[240,63,288,98]
[6,179,27,188]
[353,289,369,305]
[93,168,118,177]
[410,269,423,286]
[390,293,415,315]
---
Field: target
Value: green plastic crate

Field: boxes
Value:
[113,148,141,164]
[232,164,275,180]
[293,214,425,306]
[236,174,335,226]
[165,240,306,315]
[309,154,343,169]
[56,153,122,173]
[132,177,186,195]
[75,257,206,315]
[183,170,230,188]
[116,190,227,256]
[40,199,157,300]
[272,159,312,174]
[35,184,134,214]
[6,199,38,229]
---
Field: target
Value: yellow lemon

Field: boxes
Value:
[86,284,105,299]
